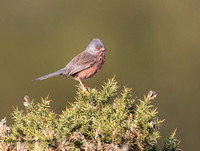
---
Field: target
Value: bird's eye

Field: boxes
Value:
[95,46,98,50]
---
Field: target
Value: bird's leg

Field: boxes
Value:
[78,80,88,93]
[82,81,88,90]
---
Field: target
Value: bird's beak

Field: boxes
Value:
[99,47,105,51]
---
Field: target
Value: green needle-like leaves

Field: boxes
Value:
[0,78,181,151]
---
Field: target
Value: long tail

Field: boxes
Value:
[32,68,65,81]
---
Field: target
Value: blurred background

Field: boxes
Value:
[0,0,199,150]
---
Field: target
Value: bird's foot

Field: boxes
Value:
[81,89,88,95]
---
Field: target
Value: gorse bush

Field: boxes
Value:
[0,78,180,151]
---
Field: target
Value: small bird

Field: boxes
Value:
[33,38,106,91]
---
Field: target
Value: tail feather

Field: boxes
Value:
[32,68,65,81]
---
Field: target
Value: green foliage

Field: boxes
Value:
[162,129,181,151]
[0,78,181,151]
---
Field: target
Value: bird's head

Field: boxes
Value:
[86,38,106,55]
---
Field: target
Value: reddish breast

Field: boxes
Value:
[73,50,105,81]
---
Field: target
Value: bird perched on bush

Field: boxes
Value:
[33,38,106,91]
